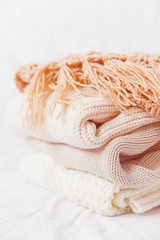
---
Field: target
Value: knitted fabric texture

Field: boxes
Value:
[6,93,160,188]
[6,52,160,216]
[20,151,160,217]
[14,52,160,132]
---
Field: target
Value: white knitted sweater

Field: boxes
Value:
[20,151,160,217]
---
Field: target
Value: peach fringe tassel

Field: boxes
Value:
[14,52,160,131]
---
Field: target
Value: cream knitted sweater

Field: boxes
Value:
[20,151,160,217]
[5,52,160,216]
[6,93,160,188]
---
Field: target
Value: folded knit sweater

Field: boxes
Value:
[20,151,160,217]
[6,92,160,188]
[5,52,160,216]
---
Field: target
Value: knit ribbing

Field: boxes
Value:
[5,93,160,188]
[19,151,160,217]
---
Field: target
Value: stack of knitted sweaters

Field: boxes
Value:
[6,52,160,216]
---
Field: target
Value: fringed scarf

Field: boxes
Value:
[14,52,160,131]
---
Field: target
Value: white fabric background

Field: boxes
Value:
[0,0,160,239]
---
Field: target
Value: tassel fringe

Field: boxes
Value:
[14,52,160,132]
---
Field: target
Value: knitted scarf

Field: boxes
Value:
[14,52,160,132]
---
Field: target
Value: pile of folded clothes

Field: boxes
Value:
[6,52,160,216]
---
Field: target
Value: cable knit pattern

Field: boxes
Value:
[20,151,160,217]
[6,93,160,188]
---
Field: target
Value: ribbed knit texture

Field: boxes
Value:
[20,151,160,217]
[6,53,160,216]
[6,93,160,188]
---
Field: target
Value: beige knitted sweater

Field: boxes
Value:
[5,52,160,216]
[6,92,160,188]
[20,151,160,217]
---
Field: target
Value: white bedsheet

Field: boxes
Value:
[0,0,160,239]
